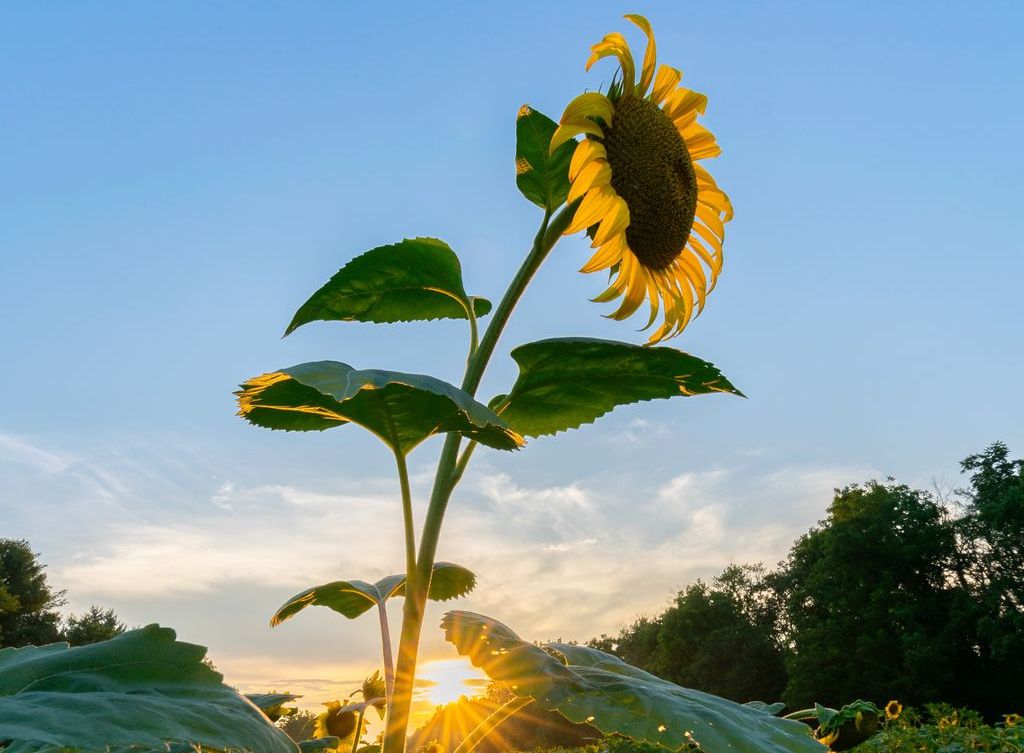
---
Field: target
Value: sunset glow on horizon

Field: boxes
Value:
[416,657,491,708]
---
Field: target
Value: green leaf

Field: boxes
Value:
[236,362,523,454]
[246,691,301,722]
[285,237,491,335]
[745,701,787,716]
[0,625,297,753]
[299,738,340,753]
[494,337,744,437]
[271,563,476,626]
[441,611,822,753]
[394,561,477,602]
[515,105,577,211]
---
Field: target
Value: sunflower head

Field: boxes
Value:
[553,14,732,344]
[885,700,903,720]
[1005,713,1021,728]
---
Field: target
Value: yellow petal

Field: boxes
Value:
[568,159,612,204]
[592,269,628,302]
[698,188,734,221]
[640,273,663,330]
[609,253,647,320]
[580,234,626,273]
[591,195,630,245]
[692,223,723,258]
[663,87,708,120]
[676,251,708,312]
[695,205,725,241]
[586,32,635,97]
[650,64,682,104]
[672,109,699,131]
[550,119,604,153]
[688,138,722,160]
[687,234,722,281]
[569,139,608,181]
[564,185,618,235]
[693,162,718,187]
[625,14,657,95]
[561,91,615,125]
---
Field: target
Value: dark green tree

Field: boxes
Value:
[590,565,788,703]
[955,442,1024,716]
[0,538,64,647]
[654,570,788,703]
[776,480,976,710]
[589,614,660,671]
[62,604,127,646]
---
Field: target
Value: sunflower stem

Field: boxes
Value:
[450,440,478,489]
[377,600,395,702]
[351,705,368,753]
[392,448,417,597]
[467,300,480,370]
[783,708,820,721]
[381,202,576,753]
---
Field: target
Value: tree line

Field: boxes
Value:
[0,538,126,648]
[589,441,1024,719]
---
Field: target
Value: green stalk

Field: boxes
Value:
[381,202,576,753]
[377,600,395,701]
[783,708,820,721]
[351,705,368,753]
[392,447,417,594]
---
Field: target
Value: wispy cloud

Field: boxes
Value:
[0,429,878,704]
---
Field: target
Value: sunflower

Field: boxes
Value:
[551,14,732,344]
[885,700,903,720]
[1005,713,1021,728]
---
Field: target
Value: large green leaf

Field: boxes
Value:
[440,611,823,753]
[271,563,476,626]
[236,362,523,454]
[515,105,577,211]
[285,237,491,335]
[0,625,296,753]
[491,338,744,437]
[245,691,300,722]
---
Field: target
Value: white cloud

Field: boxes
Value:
[0,429,880,696]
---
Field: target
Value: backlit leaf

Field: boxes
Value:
[441,611,822,753]
[236,362,523,454]
[271,563,476,626]
[285,237,491,335]
[494,337,743,437]
[0,625,296,753]
[515,105,577,211]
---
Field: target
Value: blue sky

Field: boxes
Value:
[2,1,1022,711]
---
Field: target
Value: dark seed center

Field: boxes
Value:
[602,95,697,271]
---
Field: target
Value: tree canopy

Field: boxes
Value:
[588,442,1024,720]
[0,539,64,648]
[0,539,126,649]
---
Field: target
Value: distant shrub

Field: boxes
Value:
[852,703,1024,753]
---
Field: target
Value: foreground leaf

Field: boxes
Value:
[271,563,476,626]
[246,691,300,722]
[492,338,743,437]
[285,237,491,335]
[745,700,787,716]
[236,362,523,454]
[0,625,296,753]
[299,738,340,753]
[441,611,822,753]
[515,106,577,211]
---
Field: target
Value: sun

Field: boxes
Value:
[416,657,490,708]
